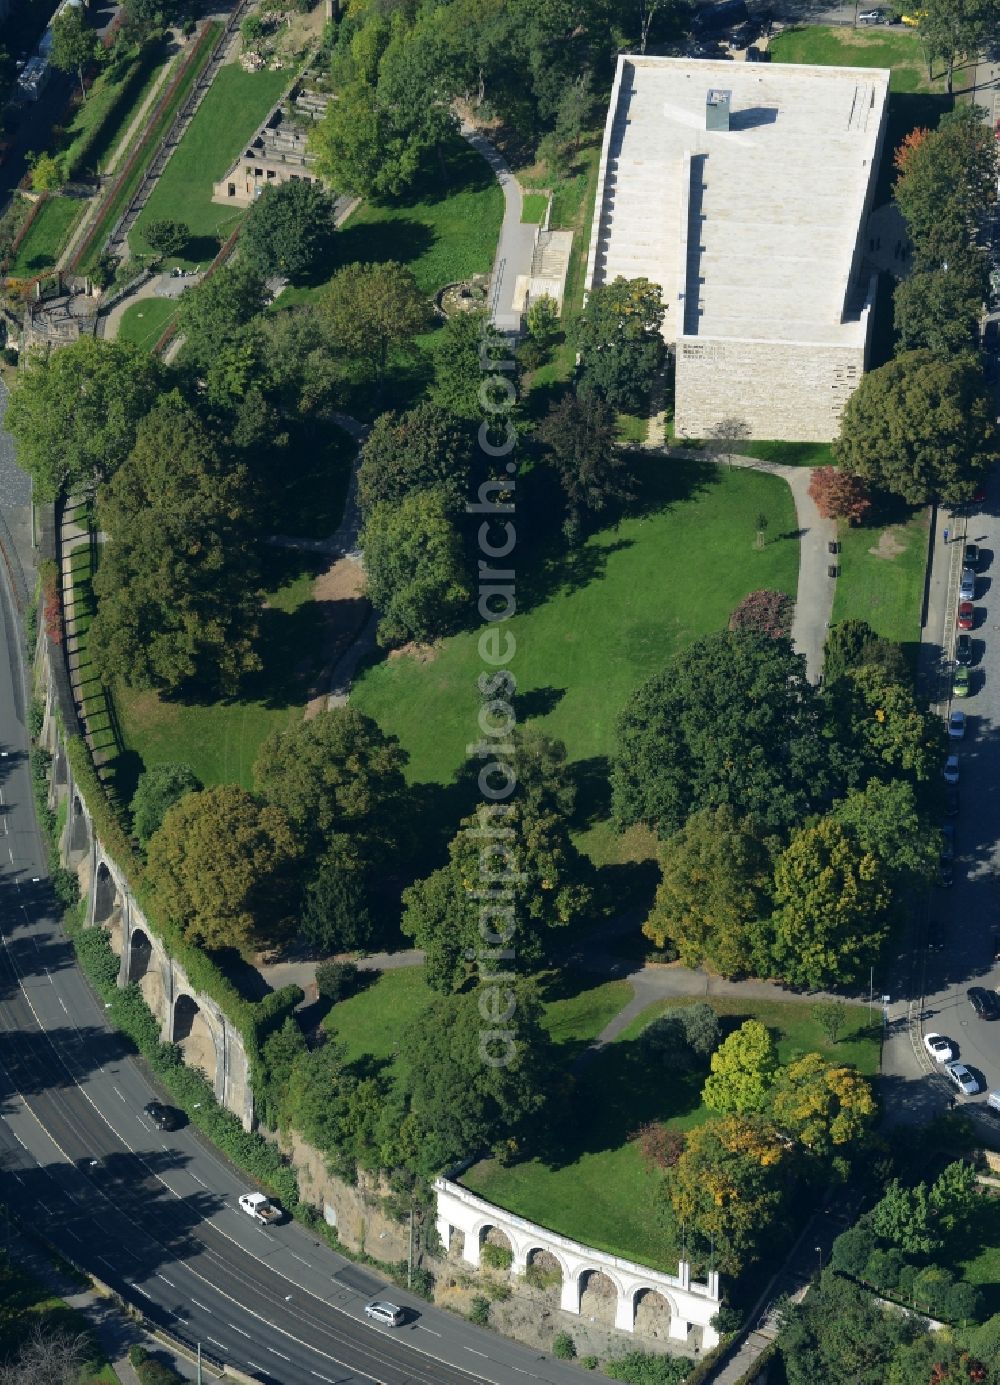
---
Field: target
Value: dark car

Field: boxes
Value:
[745,44,770,61]
[956,633,973,665]
[967,986,1000,1020]
[965,542,981,569]
[984,319,999,352]
[144,1101,181,1131]
[945,784,960,817]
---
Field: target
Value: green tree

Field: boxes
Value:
[177,261,269,372]
[640,1004,721,1070]
[260,1016,307,1125]
[914,2,998,95]
[252,707,406,854]
[611,630,833,837]
[430,309,513,422]
[91,392,261,696]
[929,1159,979,1239]
[27,150,65,192]
[50,6,100,99]
[6,336,162,499]
[769,1053,876,1152]
[644,805,770,975]
[831,779,938,885]
[536,392,632,541]
[830,663,945,788]
[702,1020,779,1115]
[554,69,593,153]
[300,843,374,954]
[668,1115,788,1275]
[830,1223,877,1279]
[399,981,552,1176]
[834,349,997,505]
[895,104,998,266]
[146,785,301,951]
[574,276,665,412]
[893,256,988,356]
[130,763,201,845]
[358,402,473,518]
[822,619,910,686]
[401,798,593,991]
[320,260,428,381]
[768,816,892,989]
[811,1000,849,1046]
[525,295,560,354]
[871,1179,941,1256]
[241,180,336,283]
[143,219,190,258]
[779,1271,911,1385]
[361,489,470,646]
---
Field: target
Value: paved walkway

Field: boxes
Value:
[461,121,536,335]
[666,448,837,682]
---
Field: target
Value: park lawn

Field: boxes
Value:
[131,63,291,260]
[521,192,548,224]
[832,506,929,646]
[953,1193,1000,1319]
[463,996,879,1270]
[115,296,181,350]
[352,459,799,831]
[742,440,835,468]
[114,547,331,801]
[616,411,649,446]
[769,25,945,94]
[7,197,83,277]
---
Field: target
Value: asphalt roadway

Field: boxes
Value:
[0,572,585,1383]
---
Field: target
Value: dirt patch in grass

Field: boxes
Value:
[304,556,370,719]
[869,529,907,559]
[388,642,440,665]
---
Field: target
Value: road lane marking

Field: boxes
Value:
[157,1274,175,1288]
[266,1346,291,1361]
[112,1086,126,1101]
[206,1337,228,1351]
[189,1172,208,1187]
[464,1347,488,1357]
[289,1252,311,1268]
[229,1324,251,1338]
[415,1325,441,1337]
[130,1283,153,1300]
[311,1374,334,1383]
[98,1256,117,1272]
[190,1299,212,1313]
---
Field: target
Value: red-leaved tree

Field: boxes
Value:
[808,466,872,523]
[632,1122,686,1173]
[728,589,793,640]
[893,126,930,177]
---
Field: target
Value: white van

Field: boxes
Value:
[986,1091,1000,1115]
[364,1301,405,1327]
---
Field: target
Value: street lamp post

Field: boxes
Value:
[815,1245,823,1277]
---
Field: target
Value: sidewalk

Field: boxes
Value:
[461,121,536,336]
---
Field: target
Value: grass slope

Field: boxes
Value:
[769,24,946,94]
[463,997,878,1270]
[352,458,798,806]
[115,296,181,349]
[7,197,83,277]
[131,63,290,261]
[832,505,929,646]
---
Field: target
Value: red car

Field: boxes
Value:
[958,601,975,630]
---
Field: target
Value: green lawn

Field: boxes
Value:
[463,997,878,1270]
[521,192,548,224]
[113,547,333,803]
[131,63,291,261]
[325,968,634,1086]
[743,440,835,468]
[62,38,167,179]
[7,196,83,276]
[832,506,929,646]
[954,1193,1000,1319]
[115,296,181,350]
[352,459,799,842]
[770,24,947,94]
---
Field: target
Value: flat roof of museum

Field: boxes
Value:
[589,55,890,345]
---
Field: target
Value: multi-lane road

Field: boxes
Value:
[0,558,582,1383]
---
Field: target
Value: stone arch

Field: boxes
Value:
[52,746,67,788]
[68,794,90,859]
[524,1247,565,1294]
[478,1224,514,1271]
[634,1286,674,1338]
[172,994,218,1082]
[93,862,122,928]
[129,928,165,1018]
[444,1225,465,1260]
[579,1267,620,1326]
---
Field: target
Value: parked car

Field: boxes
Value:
[948,709,966,739]
[953,667,971,697]
[957,601,975,629]
[364,1301,406,1327]
[938,857,955,888]
[945,784,960,816]
[960,569,977,602]
[143,1101,181,1132]
[945,1061,981,1095]
[924,1032,954,1062]
[956,633,973,665]
[858,7,886,21]
[965,542,981,569]
[941,824,955,859]
[943,754,960,784]
[984,319,999,352]
[967,986,1000,1020]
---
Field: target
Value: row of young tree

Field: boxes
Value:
[833,105,999,506]
[614,617,943,989]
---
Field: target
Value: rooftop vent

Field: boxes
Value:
[706,88,731,132]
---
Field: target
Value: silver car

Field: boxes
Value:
[945,1061,981,1096]
[365,1301,406,1327]
[960,568,976,602]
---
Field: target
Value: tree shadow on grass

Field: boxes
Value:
[331,217,435,276]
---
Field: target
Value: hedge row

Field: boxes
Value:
[64,911,299,1207]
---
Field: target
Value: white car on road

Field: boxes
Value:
[945,1061,981,1096]
[924,1032,954,1063]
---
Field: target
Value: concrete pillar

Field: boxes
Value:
[677,1260,690,1291]
[560,1272,580,1316]
[436,1218,451,1253]
[615,1290,634,1332]
[707,1270,720,1300]
[511,1241,529,1275]
[464,1228,481,1268]
[669,1314,689,1341]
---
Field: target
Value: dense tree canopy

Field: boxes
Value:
[574,277,665,412]
[893,258,988,356]
[358,402,472,517]
[252,707,406,855]
[130,763,201,845]
[431,309,513,422]
[644,805,770,975]
[49,6,100,98]
[536,392,632,540]
[611,630,833,837]
[701,1020,778,1116]
[894,104,997,264]
[240,180,337,283]
[320,261,428,381]
[7,337,162,499]
[146,785,300,951]
[833,349,996,504]
[144,218,190,258]
[91,393,261,696]
[361,490,470,646]
[769,1053,876,1152]
[178,261,270,372]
